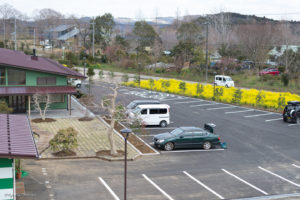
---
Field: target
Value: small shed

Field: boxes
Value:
[0,114,39,200]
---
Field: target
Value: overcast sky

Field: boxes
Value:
[1,0,300,20]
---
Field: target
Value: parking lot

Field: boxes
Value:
[50,81,300,200]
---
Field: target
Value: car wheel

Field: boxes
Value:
[160,120,167,127]
[164,142,174,151]
[225,85,229,88]
[283,116,287,122]
[203,141,211,150]
[76,84,81,88]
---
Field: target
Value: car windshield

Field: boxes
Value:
[226,77,232,81]
[132,107,141,114]
[170,128,183,136]
[127,102,137,109]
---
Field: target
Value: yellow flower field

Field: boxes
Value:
[124,79,300,111]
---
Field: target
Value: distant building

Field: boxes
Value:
[269,45,300,58]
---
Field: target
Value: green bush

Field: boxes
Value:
[278,66,285,73]
[49,127,78,153]
[231,89,242,104]
[281,73,289,86]
[0,101,13,114]
[122,74,129,82]
[179,81,186,93]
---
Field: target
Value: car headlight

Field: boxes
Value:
[158,139,165,143]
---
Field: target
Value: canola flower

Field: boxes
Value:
[124,79,300,111]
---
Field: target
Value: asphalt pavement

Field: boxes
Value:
[22,81,300,200]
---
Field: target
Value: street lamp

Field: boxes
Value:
[83,56,86,77]
[120,128,132,200]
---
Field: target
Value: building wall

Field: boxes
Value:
[0,158,14,200]
[0,65,69,110]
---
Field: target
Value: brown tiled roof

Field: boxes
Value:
[0,114,39,158]
[0,48,85,79]
[0,86,77,96]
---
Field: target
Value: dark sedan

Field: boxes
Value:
[153,126,221,151]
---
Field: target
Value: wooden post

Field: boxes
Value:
[69,94,71,116]
[28,96,31,117]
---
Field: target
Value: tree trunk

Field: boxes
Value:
[107,118,117,156]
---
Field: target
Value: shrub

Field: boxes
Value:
[281,73,289,86]
[277,95,285,111]
[49,127,78,153]
[122,74,129,82]
[278,66,285,73]
[179,81,186,93]
[98,70,104,79]
[0,101,13,114]
[231,89,242,104]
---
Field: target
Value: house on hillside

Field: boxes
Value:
[0,48,85,116]
[269,45,300,58]
[47,25,80,48]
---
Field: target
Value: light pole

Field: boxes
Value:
[120,128,132,200]
[83,56,86,77]
[213,71,217,100]
[205,21,209,83]
[138,63,141,87]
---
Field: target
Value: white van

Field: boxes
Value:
[128,104,170,127]
[214,75,234,88]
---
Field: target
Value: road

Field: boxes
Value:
[22,81,300,200]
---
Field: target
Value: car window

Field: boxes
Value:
[182,131,194,137]
[141,109,147,115]
[226,77,232,81]
[127,102,137,109]
[193,131,207,136]
[171,128,183,136]
[222,77,226,81]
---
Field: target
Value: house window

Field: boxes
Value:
[7,69,26,85]
[0,68,5,85]
[37,77,57,85]
[31,94,65,103]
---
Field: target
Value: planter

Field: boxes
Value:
[16,172,22,179]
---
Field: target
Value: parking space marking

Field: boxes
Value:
[144,127,177,130]
[206,106,236,110]
[160,98,186,102]
[288,123,300,126]
[258,166,300,188]
[265,118,282,122]
[174,100,204,104]
[225,109,254,114]
[222,169,268,195]
[142,174,174,200]
[292,164,300,169]
[162,149,224,153]
[190,103,219,107]
[98,177,120,200]
[183,171,225,199]
[244,113,279,118]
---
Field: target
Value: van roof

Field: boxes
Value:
[137,104,170,108]
[215,75,231,78]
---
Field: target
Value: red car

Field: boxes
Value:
[259,68,280,75]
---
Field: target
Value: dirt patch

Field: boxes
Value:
[52,151,76,157]
[96,150,124,157]
[78,117,94,121]
[32,118,56,123]
[103,118,156,154]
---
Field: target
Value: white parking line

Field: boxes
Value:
[222,169,268,195]
[183,171,225,199]
[98,177,120,200]
[244,113,278,118]
[265,118,282,122]
[190,103,219,107]
[162,149,224,153]
[174,100,204,104]
[288,123,300,126]
[258,166,300,188]
[142,174,174,200]
[292,164,300,169]
[225,109,254,114]
[144,127,177,130]
[160,98,185,102]
[207,106,236,110]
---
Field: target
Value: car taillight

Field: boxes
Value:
[218,136,221,141]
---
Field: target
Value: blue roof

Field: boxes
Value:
[50,25,72,32]
[57,29,80,41]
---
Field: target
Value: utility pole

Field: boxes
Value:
[205,22,209,82]
[14,17,16,51]
[33,28,36,49]
[92,18,95,58]
[3,19,5,45]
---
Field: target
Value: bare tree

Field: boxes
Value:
[237,23,277,76]
[32,94,53,120]
[0,3,20,44]
[71,16,91,49]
